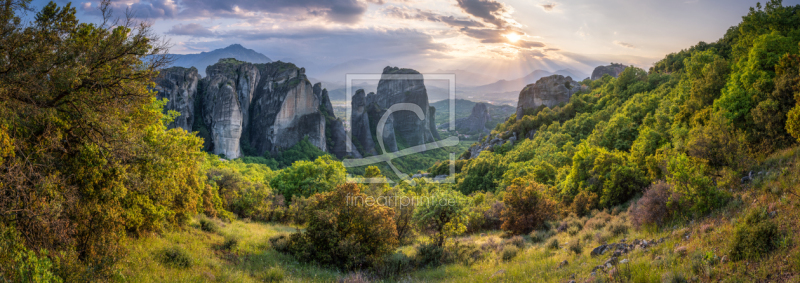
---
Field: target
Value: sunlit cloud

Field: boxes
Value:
[614,40,636,49]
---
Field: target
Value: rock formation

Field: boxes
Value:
[374,66,436,149]
[155,58,336,159]
[155,62,443,160]
[154,67,199,132]
[516,75,582,120]
[351,89,378,156]
[345,66,441,157]
[590,63,627,80]
[439,103,491,134]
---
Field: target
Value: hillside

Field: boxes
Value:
[4,1,800,283]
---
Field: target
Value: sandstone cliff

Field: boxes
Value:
[154,67,199,132]
[350,89,378,156]
[516,75,581,120]
[590,63,627,80]
[155,59,331,159]
[439,103,491,134]
[374,66,436,149]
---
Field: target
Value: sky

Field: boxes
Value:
[32,0,800,80]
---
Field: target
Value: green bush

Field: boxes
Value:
[0,225,62,283]
[529,230,552,244]
[262,266,285,282]
[500,179,557,235]
[269,234,291,253]
[157,246,192,268]
[373,252,413,278]
[221,237,238,250]
[567,226,581,236]
[546,238,559,250]
[199,218,220,233]
[729,209,778,261]
[501,245,519,261]
[568,240,583,255]
[506,235,525,248]
[607,219,629,236]
[413,187,468,246]
[286,183,398,270]
[450,242,484,266]
[270,155,346,202]
[414,243,447,267]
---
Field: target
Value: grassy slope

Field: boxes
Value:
[116,218,342,282]
[117,147,800,282]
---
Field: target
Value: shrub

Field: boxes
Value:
[546,238,559,250]
[270,155,346,202]
[205,165,281,222]
[269,234,291,253]
[262,266,285,282]
[594,231,611,244]
[667,153,726,214]
[571,191,599,217]
[199,218,220,233]
[413,187,468,246]
[286,183,398,270]
[414,243,447,267]
[373,252,413,278]
[567,226,581,236]
[568,240,583,255]
[529,230,552,244]
[630,181,677,229]
[584,213,610,231]
[480,237,501,252]
[450,242,484,266]
[607,219,629,236]
[729,209,778,261]
[580,231,594,242]
[501,179,557,235]
[221,237,238,251]
[0,225,61,283]
[157,246,192,268]
[661,272,689,283]
[285,194,318,225]
[501,245,519,261]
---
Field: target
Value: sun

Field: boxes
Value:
[505,33,522,43]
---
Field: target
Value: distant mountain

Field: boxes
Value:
[169,44,271,76]
[430,69,501,87]
[468,69,586,94]
[430,99,516,131]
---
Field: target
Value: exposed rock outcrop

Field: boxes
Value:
[464,131,517,160]
[439,103,491,134]
[154,67,199,132]
[375,66,436,149]
[515,75,581,120]
[351,89,378,156]
[316,84,350,159]
[590,63,627,80]
[155,59,330,159]
[366,91,399,154]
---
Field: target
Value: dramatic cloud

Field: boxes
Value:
[79,0,373,23]
[515,40,545,49]
[455,0,512,27]
[167,23,215,37]
[541,3,557,11]
[614,40,636,49]
[384,6,486,28]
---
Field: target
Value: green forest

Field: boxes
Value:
[4,0,800,282]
